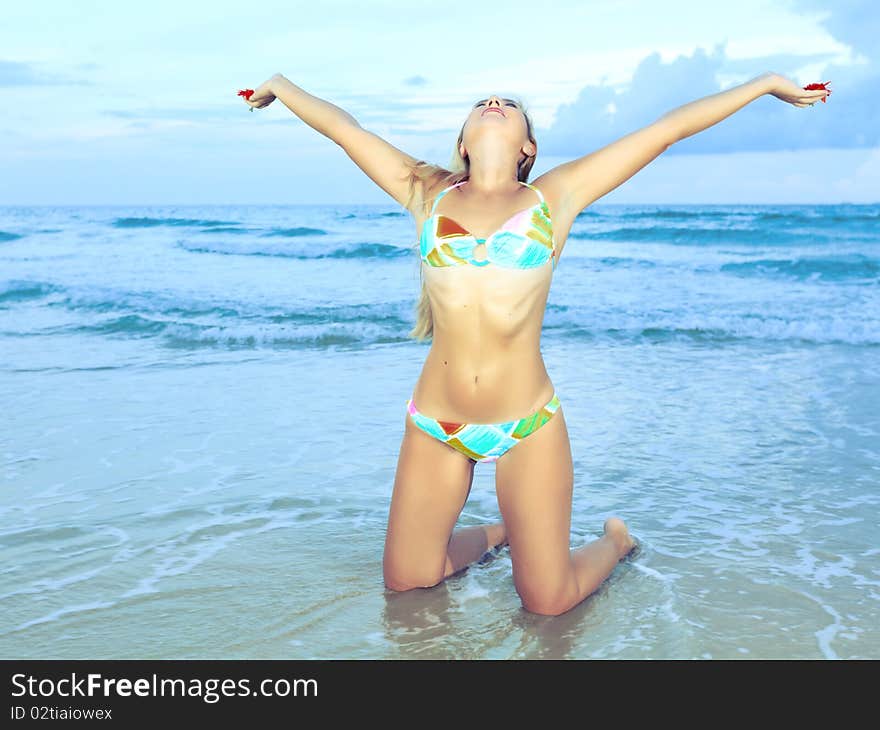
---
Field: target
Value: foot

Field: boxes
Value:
[603,516,638,560]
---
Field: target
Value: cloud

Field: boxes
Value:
[538,33,878,157]
[792,0,880,64]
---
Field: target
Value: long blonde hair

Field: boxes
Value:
[405,96,538,341]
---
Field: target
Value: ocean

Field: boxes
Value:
[1,200,878,659]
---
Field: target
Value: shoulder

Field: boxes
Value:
[423,170,457,203]
[526,171,566,221]
[409,169,457,219]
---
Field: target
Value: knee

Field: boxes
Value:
[384,575,443,592]
[520,597,572,616]
[516,582,575,617]
[383,565,445,593]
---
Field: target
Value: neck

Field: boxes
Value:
[463,152,521,195]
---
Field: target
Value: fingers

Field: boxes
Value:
[797,89,830,107]
[799,81,832,105]
[793,97,822,108]
[791,97,820,108]
[237,87,272,111]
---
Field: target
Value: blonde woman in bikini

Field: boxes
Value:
[241,72,830,616]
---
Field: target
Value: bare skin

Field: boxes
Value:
[442,517,638,583]
[243,72,829,616]
[381,96,643,615]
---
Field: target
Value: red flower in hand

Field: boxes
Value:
[803,81,832,102]
[237,88,255,101]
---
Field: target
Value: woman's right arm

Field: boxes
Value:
[260,73,430,212]
[264,73,359,139]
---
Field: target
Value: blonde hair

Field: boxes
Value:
[405,96,538,342]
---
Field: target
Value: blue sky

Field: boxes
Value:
[1,0,877,205]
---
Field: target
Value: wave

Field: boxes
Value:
[13,286,415,350]
[753,210,880,224]
[339,211,407,220]
[259,227,328,237]
[112,217,240,229]
[56,311,413,351]
[0,231,24,242]
[575,206,880,225]
[0,280,63,304]
[570,226,816,246]
[111,217,334,238]
[4,279,875,348]
[579,208,735,221]
[194,226,250,234]
[175,240,412,259]
[721,254,880,282]
[543,308,880,347]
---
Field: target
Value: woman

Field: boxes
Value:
[241,72,830,616]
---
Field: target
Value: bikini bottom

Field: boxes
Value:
[405,391,561,464]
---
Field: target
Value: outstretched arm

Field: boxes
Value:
[243,73,428,212]
[538,72,830,221]
[659,71,777,145]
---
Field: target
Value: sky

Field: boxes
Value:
[1,0,878,205]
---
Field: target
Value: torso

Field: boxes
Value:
[408,173,578,422]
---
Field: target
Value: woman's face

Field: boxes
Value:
[461,94,530,159]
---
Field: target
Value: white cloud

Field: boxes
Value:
[540,40,878,156]
[1,0,876,203]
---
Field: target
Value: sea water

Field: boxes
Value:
[1,201,878,659]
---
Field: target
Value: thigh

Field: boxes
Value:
[383,411,476,590]
[494,404,575,609]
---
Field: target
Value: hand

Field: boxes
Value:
[767,73,832,107]
[238,73,281,111]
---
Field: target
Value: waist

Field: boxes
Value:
[412,353,554,422]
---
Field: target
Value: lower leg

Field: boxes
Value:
[443,521,507,579]
[563,517,637,612]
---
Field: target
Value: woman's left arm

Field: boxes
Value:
[660,72,828,143]
[538,72,830,222]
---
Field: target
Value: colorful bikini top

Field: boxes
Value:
[419,180,556,270]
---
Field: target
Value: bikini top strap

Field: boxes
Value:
[519,180,546,205]
[521,180,556,255]
[430,179,545,215]
[429,181,467,216]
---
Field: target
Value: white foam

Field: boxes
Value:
[799,590,843,660]
[11,600,117,633]
[631,563,674,582]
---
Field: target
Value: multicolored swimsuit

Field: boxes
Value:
[406,392,562,464]
[407,179,562,463]
[419,179,557,270]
